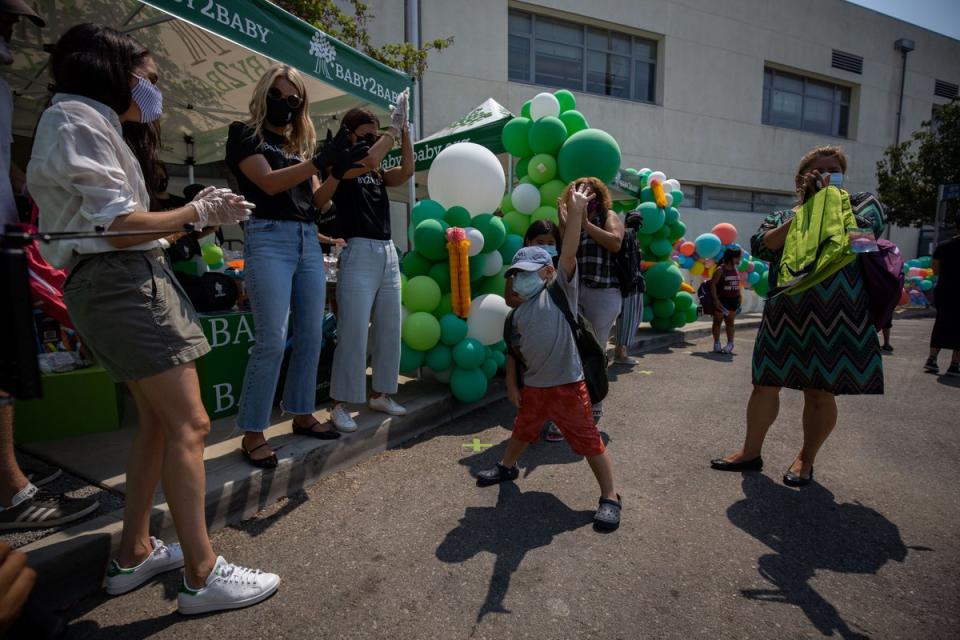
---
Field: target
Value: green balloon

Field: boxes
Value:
[664,207,680,226]
[650,238,673,257]
[453,338,486,369]
[753,276,770,298]
[554,89,576,113]
[527,153,558,184]
[472,213,507,253]
[531,206,559,224]
[528,117,567,155]
[500,193,513,213]
[404,275,442,313]
[651,316,672,331]
[479,271,506,297]
[399,342,424,374]
[671,310,687,328]
[439,313,468,346]
[450,366,488,403]
[503,211,531,236]
[400,273,408,299]
[481,358,498,380]
[539,179,566,208]
[433,292,453,318]
[401,250,432,278]
[515,156,529,179]
[646,262,683,299]
[444,205,471,228]
[202,244,223,265]
[519,175,532,185]
[668,221,686,242]
[738,259,750,273]
[654,225,671,240]
[521,100,532,119]
[412,199,445,226]
[559,110,588,135]
[642,304,654,323]
[501,117,532,157]
[640,186,654,203]
[685,306,699,323]
[425,343,453,371]
[653,298,675,318]
[674,291,694,310]
[402,312,441,351]
[414,219,450,261]
[671,190,684,206]
[499,234,523,264]
[557,128,621,184]
[428,262,452,294]
[636,202,665,235]
[490,350,506,367]
[468,254,485,281]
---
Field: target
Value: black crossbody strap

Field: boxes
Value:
[546,280,579,337]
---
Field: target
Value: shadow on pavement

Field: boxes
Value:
[688,351,736,362]
[435,482,594,622]
[728,474,908,640]
[458,432,610,479]
[936,375,960,388]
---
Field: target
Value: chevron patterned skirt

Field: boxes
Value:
[752,260,883,394]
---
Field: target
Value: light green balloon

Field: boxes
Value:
[501,117,532,157]
[539,179,566,208]
[425,343,453,371]
[559,110,588,135]
[554,89,576,113]
[526,153,557,185]
[500,193,513,213]
[503,211,531,236]
[450,366,488,403]
[531,206,559,224]
[404,275,442,313]
[402,312,441,351]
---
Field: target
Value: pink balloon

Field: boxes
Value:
[745,262,754,272]
[712,222,738,245]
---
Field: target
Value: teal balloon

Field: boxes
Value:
[491,340,507,352]
[527,153,558,184]
[412,199,445,226]
[399,342,424,374]
[539,179,566,208]
[443,205,471,228]
[671,190,684,205]
[453,338,486,369]
[668,221,687,242]
[481,358,498,380]
[645,262,683,299]
[664,207,680,226]
[653,298,675,318]
[557,129,621,184]
[674,291,694,310]
[401,251,432,278]
[748,271,761,285]
[650,238,673,257]
[490,350,506,367]
[641,304,654,323]
[433,292,453,318]
[654,225,671,240]
[473,214,507,253]
[528,116,567,155]
[425,343,453,371]
[414,219,449,261]
[499,234,524,264]
[559,110,588,135]
[695,233,722,259]
[439,313,468,346]
[402,312,441,351]
[469,254,485,282]
[428,262,452,294]
[636,202,665,235]
[450,367,488,403]
[554,89,576,113]
[404,276,441,312]
[920,279,933,291]
[501,117,532,157]
[640,186,654,203]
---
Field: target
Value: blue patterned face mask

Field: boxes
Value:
[513,271,545,299]
[131,75,163,123]
[541,245,558,257]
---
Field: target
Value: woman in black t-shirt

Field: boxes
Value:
[318,99,414,432]
[226,63,367,467]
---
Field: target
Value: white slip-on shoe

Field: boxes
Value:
[368,394,407,416]
[331,404,358,433]
[177,556,280,616]
[105,537,184,595]
[723,342,735,354]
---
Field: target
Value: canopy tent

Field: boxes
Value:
[4,0,413,168]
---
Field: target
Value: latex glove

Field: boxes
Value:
[331,142,371,179]
[387,89,409,138]
[192,188,254,227]
[312,126,353,171]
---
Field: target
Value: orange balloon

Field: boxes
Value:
[679,241,695,257]
[680,282,695,293]
[712,222,738,245]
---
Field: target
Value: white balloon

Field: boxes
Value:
[401,306,410,324]
[664,192,673,207]
[427,142,505,215]
[639,167,651,175]
[466,294,511,345]
[665,179,681,192]
[464,227,485,256]
[511,183,541,214]
[529,92,561,120]
[649,171,667,185]
[481,251,504,277]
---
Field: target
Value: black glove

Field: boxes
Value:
[330,142,370,180]
[312,126,353,171]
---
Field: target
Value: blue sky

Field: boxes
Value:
[847,0,960,40]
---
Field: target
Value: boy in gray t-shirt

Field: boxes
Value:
[476,181,622,532]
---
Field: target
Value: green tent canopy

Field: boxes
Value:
[4,0,413,166]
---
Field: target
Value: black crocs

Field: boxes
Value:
[475,463,519,487]
[593,494,622,532]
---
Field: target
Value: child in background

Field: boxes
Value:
[710,246,743,354]
[478,183,622,532]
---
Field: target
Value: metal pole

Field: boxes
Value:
[933,184,945,251]
[405,0,420,214]
[894,49,908,145]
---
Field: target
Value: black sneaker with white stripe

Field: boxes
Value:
[0,488,99,531]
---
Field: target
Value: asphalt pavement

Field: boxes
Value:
[50,317,960,639]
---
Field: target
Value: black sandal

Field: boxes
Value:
[292,420,341,440]
[241,441,278,469]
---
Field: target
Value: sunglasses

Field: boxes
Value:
[267,87,303,110]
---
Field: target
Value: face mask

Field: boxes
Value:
[131,75,163,123]
[513,271,545,299]
[265,97,295,127]
[541,245,558,257]
[825,172,844,189]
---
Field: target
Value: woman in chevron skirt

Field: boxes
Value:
[710,146,884,486]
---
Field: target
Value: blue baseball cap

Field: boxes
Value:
[505,246,552,276]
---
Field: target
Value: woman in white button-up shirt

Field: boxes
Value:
[28,23,279,613]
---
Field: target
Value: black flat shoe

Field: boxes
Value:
[241,442,278,469]
[710,456,763,471]
[783,465,814,487]
[292,422,342,440]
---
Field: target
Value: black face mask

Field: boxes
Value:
[265,97,295,127]
[355,132,377,146]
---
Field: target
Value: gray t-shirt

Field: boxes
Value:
[511,264,584,388]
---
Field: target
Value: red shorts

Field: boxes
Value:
[512,381,605,457]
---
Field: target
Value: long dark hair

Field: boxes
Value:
[523,219,562,246]
[341,107,379,131]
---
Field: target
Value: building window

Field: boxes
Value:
[508,9,658,103]
[762,68,851,137]
[703,186,795,213]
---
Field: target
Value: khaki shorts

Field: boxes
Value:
[63,249,211,382]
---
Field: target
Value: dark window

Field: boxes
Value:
[934,79,958,100]
[831,50,863,74]
[762,67,851,137]
[508,9,658,103]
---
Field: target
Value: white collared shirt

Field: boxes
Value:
[27,94,156,268]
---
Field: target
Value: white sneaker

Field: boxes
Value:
[723,342,735,354]
[331,404,358,432]
[177,555,280,616]
[104,537,184,595]
[713,341,723,353]
[368,394,407,416]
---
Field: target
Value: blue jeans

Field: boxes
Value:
[330,238,401,404]
[237,218,326,432]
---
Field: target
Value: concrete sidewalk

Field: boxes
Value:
[19,313,762,609]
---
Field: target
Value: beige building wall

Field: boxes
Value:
[359,0,960,258]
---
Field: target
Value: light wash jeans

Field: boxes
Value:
[330,238,401,404]
[237,218,326,432]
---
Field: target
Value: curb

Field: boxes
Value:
[22,314,760,610]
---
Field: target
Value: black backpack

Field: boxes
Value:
[503,280,609,404]
[612,231,644,297]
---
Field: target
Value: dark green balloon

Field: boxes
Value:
[412,199,445,226]
[501,117,532,157]
[401,250,432,278]
[443,205,471,228]
[399,342,424,374]
[428,262,452,294]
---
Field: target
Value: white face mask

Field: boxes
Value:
[131,75,163,123]
[826,172,844,188]
[513,271,545,299]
